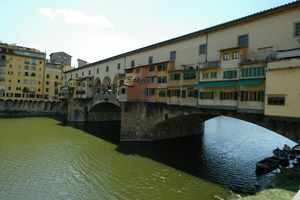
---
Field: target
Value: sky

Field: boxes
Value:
[0,0,295,67]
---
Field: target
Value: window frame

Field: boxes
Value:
[170,51,176,61]
[238,34,249,48]
[295,22,300,37]
[199,44,207,55]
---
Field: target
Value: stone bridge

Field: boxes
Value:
[120,102,300,142]
[68,96,300,142]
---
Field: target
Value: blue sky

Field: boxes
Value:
[0,0,294,66]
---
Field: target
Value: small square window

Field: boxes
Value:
[148,56,153,64]
[238,34,249,48]
[170,51,176,61]
[131,60,135,67]
[199,44,207,55]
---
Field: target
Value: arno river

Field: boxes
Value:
[0,117,295,200]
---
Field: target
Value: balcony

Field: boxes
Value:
[199,61,221,69]
[240,50,276,65]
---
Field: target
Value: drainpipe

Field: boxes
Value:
[205,33,208,63]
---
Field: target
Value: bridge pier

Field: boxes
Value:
[67,100,88,122]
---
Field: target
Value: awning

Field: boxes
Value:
[239,79,264,86]
[195,80,238,88]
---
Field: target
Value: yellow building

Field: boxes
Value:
[265,51,300,118]
[0,43,46,100]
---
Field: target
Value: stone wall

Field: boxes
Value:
[0,99,67,117]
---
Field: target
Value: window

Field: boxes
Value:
[76,73,78,78]
[170,51,176,61]
[55,75,59,80]
[220,91,238,100]
[223,54,231,61]
[169,72,181,80]
[31,72,36,77]
[97,68,99,74]
[106,66,109,72]
[187,88,197,98]
[145,88,156,96]
[131,60,135,67]
[223,70,237,79]
[89,70,91,75]
[117,63,121,70]
[268,96,285,106]
[238,34,249,48]
[45,88,49,93]
[183,68,196,80]
[46,74,50,79]
[149,65,155,72]
[210,72,217,79]
[148,56,153,64]
[199,91,214,99]
[46,81,49,85]
[157,63,167,71]
[25,72,29,76]
[181,90,186,98]
[82,72,84,76]
[121,88,126,94]
[158,89,166,97]
[241,67,265,78]
[232,51,240,60]
[240,91,264,102]
[202,72,209,79]
[199,44,207,55]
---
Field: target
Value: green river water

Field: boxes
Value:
[0,118,230,200]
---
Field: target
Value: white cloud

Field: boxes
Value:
[39,8,114,28]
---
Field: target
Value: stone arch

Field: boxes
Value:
[88,102,121,122]
[102,76,112,93]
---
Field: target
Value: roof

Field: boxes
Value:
[0,42,44,54]
[67,1,300,73]
[50,52,72,57]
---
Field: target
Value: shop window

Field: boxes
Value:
[268,96,285,106]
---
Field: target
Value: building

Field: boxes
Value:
[265,49,300,118]
[50,52,72,72]
[0,43,46,100]
[44,63,64,101]
[77,59,88,68]
[65,1,300,119]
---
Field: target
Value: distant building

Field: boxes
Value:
[77,59,88,68]
[44,63,64,101]
[50,52,72,72]
[50,52,71,66]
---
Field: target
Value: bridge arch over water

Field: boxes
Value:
[120,102,300,142]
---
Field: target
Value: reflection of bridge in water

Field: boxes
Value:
[67,90,300,142]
